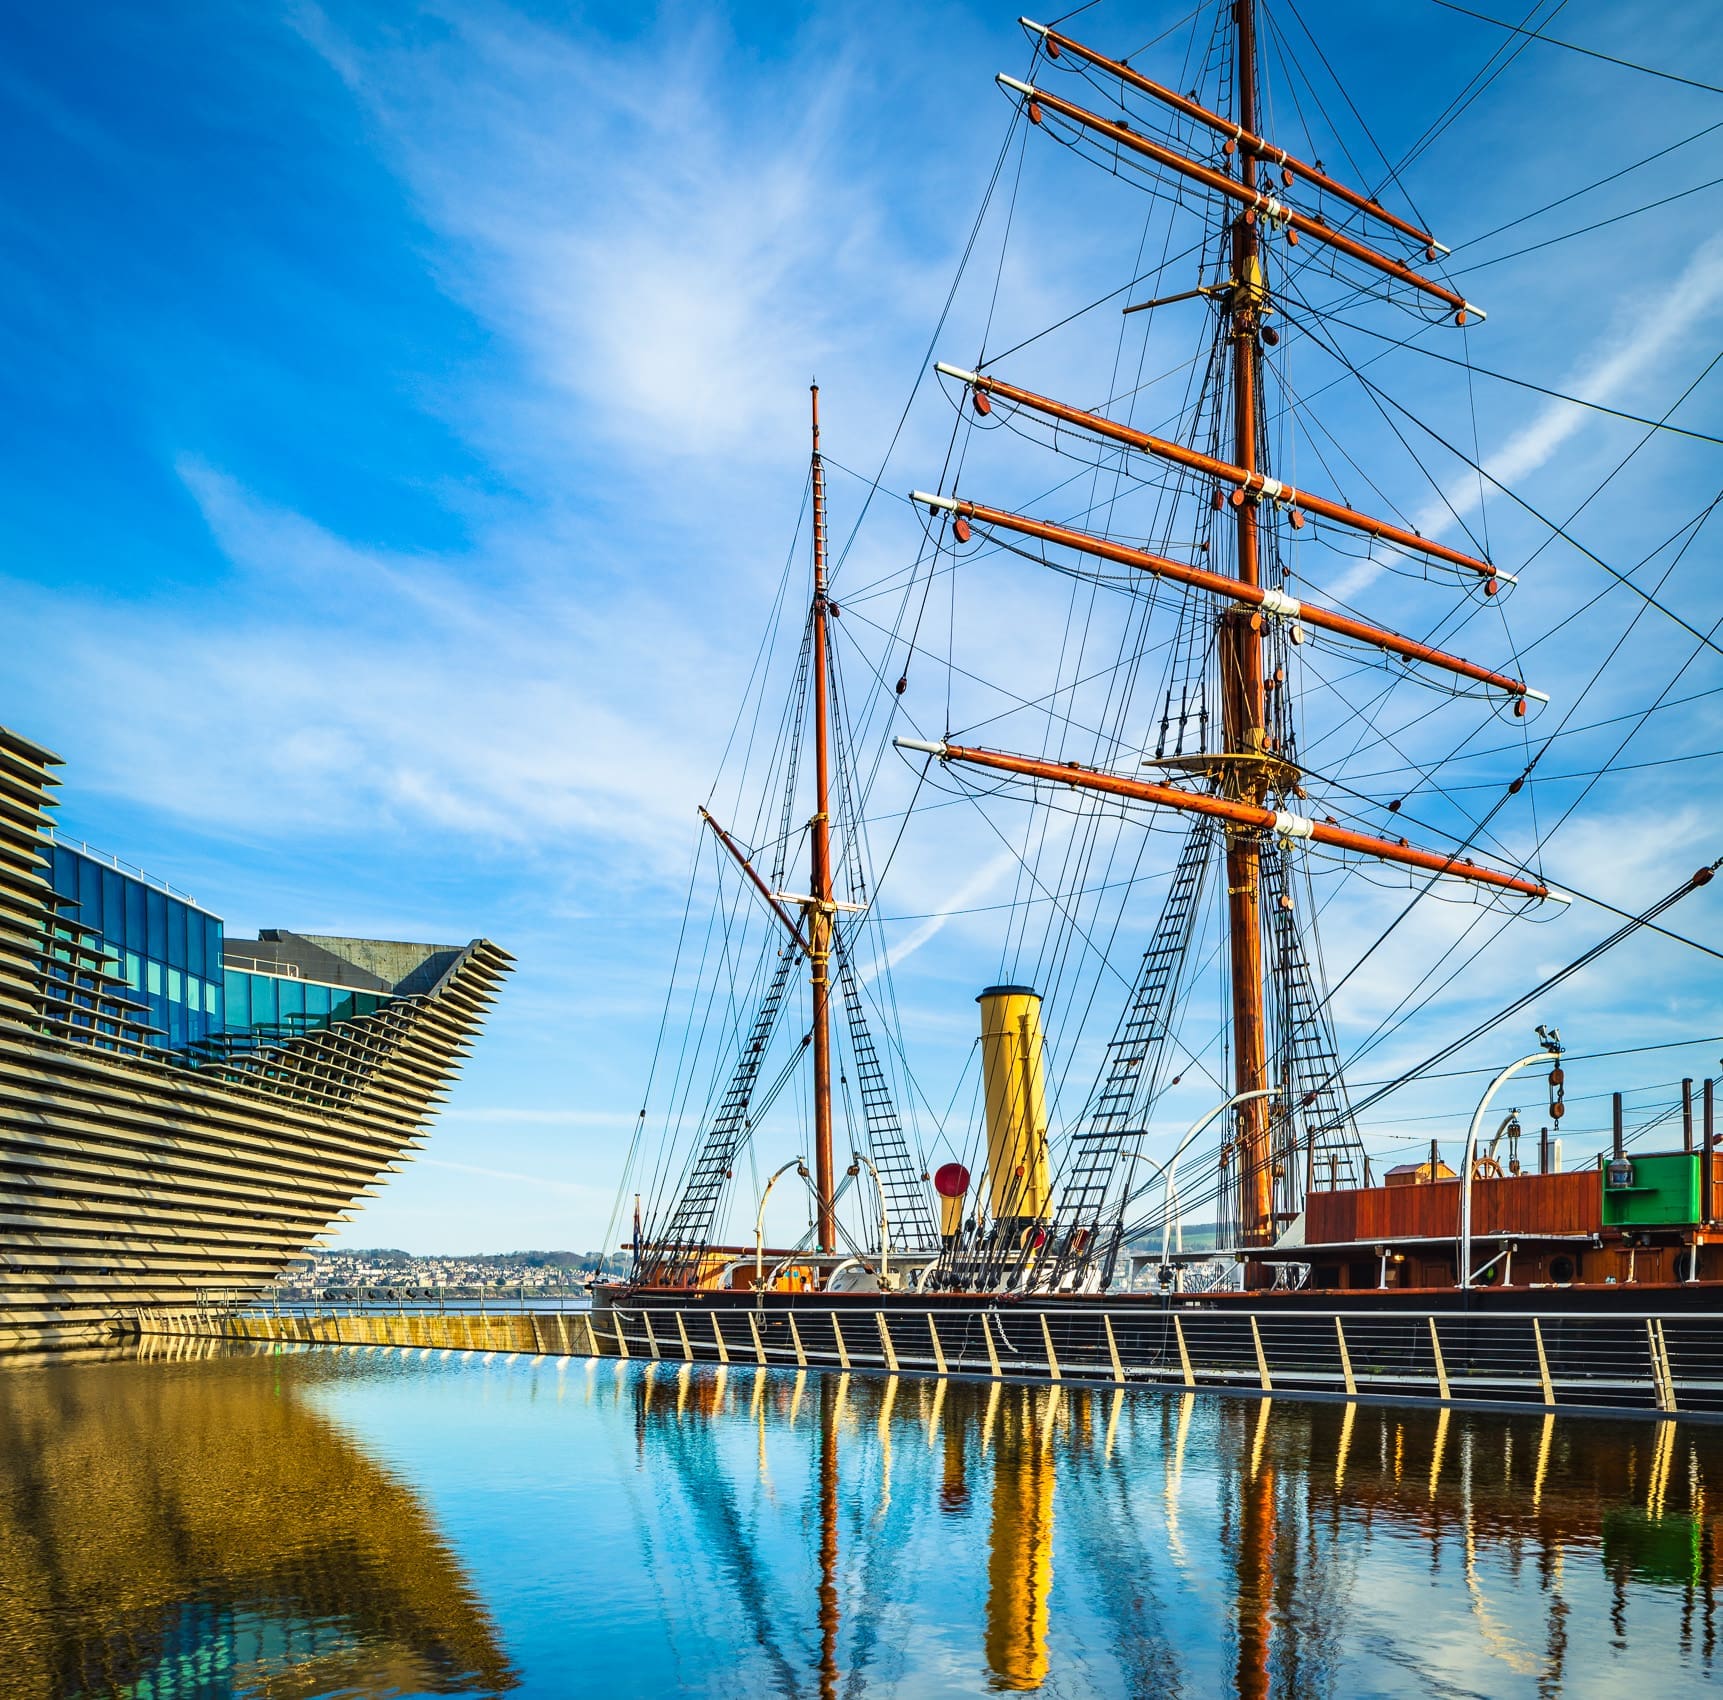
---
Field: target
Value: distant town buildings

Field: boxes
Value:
[277,1250,627,1295]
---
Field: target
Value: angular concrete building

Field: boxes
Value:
[0,724,512,1351]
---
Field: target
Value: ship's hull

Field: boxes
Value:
[600,1284,1723,1418]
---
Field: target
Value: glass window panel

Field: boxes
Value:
[205,916,223,978]
[78,856,101,924]
[146,962,163,997]
[99,870,122,943]
[124,881,145,951]
[187,913,204,978]
[125,952,141,989]
[145,889,167,960]
[204,980,218,1015]
[48,845,75,900]
[166,902,187,970]
[167,969,183,1005]
[279,980,306,1023]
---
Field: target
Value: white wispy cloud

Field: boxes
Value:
[1327,233,1723,600]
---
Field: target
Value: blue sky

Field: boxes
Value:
[3,0,1720,1253]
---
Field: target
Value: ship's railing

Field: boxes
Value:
[134,1299,1717,1421]
[594,1303,1705,1420]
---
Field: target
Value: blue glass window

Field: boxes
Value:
[77,856,101,924]
[145,888,167,960]
[101,869,122,936]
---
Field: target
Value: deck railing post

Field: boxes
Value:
[1040,1314,1062,1382]
[788,1311,808,1368]
[1428,1317,1451,1402]
[927,1313,947,1377]
[1533,1318,1555,1406]
[1648,1319,1677,1412]
[1103,1314,1125,1384]
[709,1311,728,1365]
[877,1313,899,1374]
[983,1312,1002,1379]
[831,1312,851,1371]
[1251,1315,1272,1392]
[1173,1314,1195,1388]
[1335,1316,1358,1397]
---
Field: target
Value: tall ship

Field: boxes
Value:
[0,724,512,1352]
[608,4,1722,1403]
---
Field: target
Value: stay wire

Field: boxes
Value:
[1424,0,1723,97]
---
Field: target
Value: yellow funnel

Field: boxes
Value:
[977,985,1052,1224]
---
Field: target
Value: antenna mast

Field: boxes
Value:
[809,383,838,1253]
[1222,0,1275,1255]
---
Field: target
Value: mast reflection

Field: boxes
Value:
[628,1364,1723,1697]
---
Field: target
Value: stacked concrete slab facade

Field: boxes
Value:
[0,724,512,1351]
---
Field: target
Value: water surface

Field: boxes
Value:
[0,1344,1716,1697]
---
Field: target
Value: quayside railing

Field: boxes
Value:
[132,1300,1720,1421]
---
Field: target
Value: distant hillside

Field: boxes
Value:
[333,1249,617,1270]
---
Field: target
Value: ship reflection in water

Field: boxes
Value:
[2,1349,1720,1697]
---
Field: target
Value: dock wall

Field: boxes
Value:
[133,1300,1723,1421]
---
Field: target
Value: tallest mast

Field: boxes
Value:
[1221,0,1275,1251]
[809,383,838,1254]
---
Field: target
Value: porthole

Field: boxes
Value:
[1549,1254,1577,1285]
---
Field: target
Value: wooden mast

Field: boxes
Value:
[1223,0,1275,1252]
[809,382,838,1254]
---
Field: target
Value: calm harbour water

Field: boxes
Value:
[1,1344,1718,1698]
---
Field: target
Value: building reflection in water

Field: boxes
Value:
[622,1362,1723,1698]
[0,1342,516,1700]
